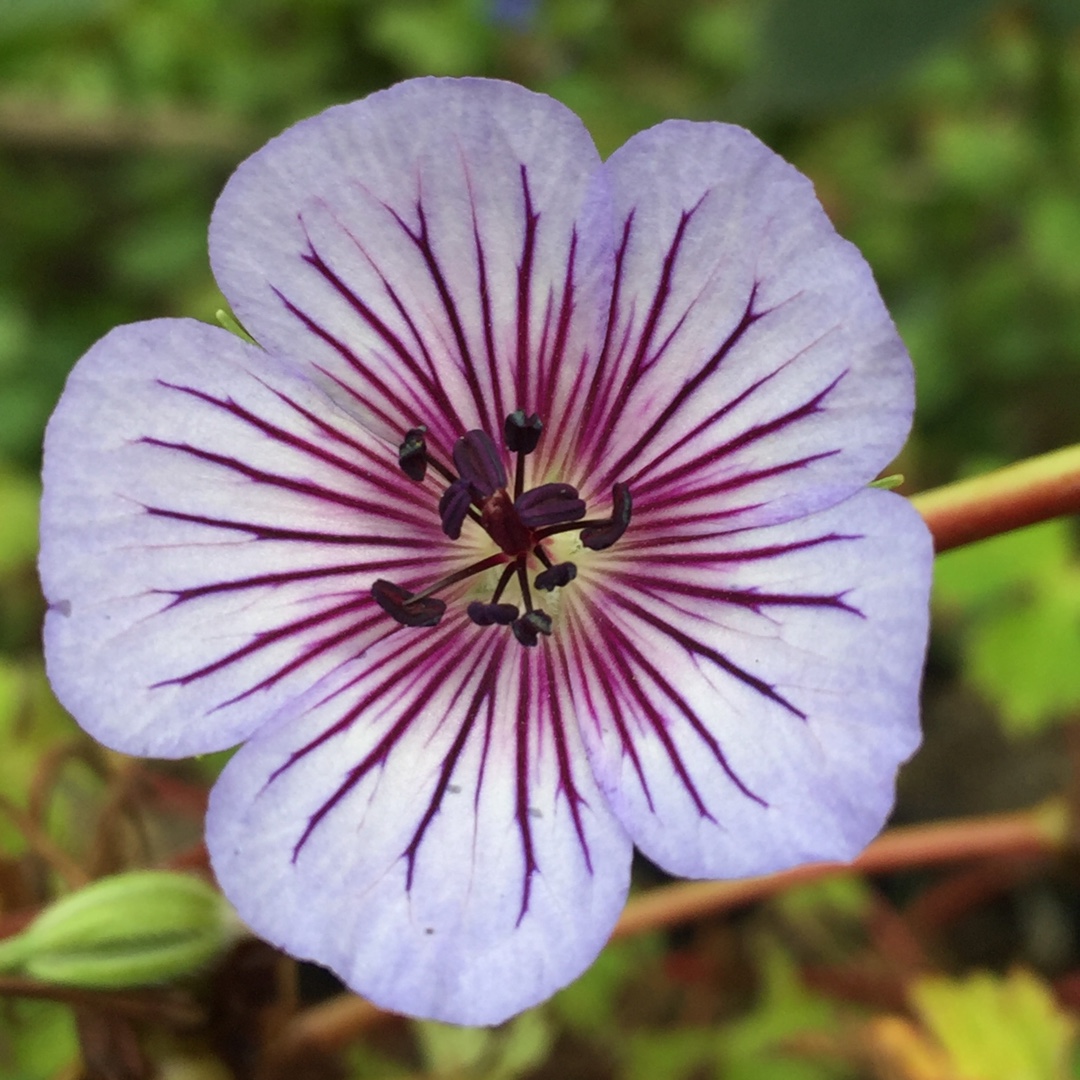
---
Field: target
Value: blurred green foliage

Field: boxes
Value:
[936,520,1080,734]
[2,0,1080,1077]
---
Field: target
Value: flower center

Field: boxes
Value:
[371,411,632,647]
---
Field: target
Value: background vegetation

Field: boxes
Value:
[2,0,1080,1077]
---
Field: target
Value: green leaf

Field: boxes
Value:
[0,465,39,572]
[911,969,1076,1080]
[551,936,660,1034]
[369,0,492,75]
[0,1000,79,1080]
[0,0,113,36]
[623,1028,717,1080]
[745,0,998,112]
[935,521,1080,734]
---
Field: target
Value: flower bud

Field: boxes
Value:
[0,870,242,987]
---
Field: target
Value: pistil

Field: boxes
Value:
[372,414,632,645]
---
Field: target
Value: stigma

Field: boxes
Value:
[371,412,632,647]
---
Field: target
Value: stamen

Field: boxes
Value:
[409,552,507,601]
[516,560,535,615]
[515,483,586,528]
[379,419,631,645]
[535,562,577,592]
[398,426,428,482]
[512,609,552,648]
[467,601,519,626]
[505,410,542,499]
[371,580,446,627]
[504,410,543,455]
[439,480,473,540]
[581,482,632,550]
[453,430,506,497]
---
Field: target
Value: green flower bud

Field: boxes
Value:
[0,870,242,988]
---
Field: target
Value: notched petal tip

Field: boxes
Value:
[371,580,446,627]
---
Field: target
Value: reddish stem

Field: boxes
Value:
[911,444,1080,552]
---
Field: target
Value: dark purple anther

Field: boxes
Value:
[504,410,543,454]
[371,580,447,627]
[581,482,632,550]
[467,601,520,626]
[439,480,473,540]
[535,562,576,592]
[398,426,428,482]
[453,430,507,497]
[511,609,552,648]
[515,483,586,528]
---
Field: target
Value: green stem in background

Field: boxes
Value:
[911,444,1080,553]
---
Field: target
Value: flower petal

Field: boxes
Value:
[210,78,613,465]
[565,489,930,878]
[206,628,632,1024]
[40,319,454,757]
[572,121,913,528]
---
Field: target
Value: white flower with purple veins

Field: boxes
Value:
[40,78,932,1024]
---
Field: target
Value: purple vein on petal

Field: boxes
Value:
[211,609,389,711]
[617,531,859,559]
[513,655,538,921]
[272,289,412,436]
[466,165,507,431]
[138,438,431,531]
[269,621,482,787]
[156,381,404,496]
[515,165,539,413]
[154,556,432,608]
[639,452,841,516]
[298,218,470,436]
[384,193,493,437]
[598,582,805,722]
[541,230,586,456]
[287,631,486,862]
[594,600,768,810]
[402,643,503,889]
[298,214,457,421]
[143,506,430,548]
[150,594,374,689]
[260,375,434,485]
[583,598,720,819]
[593,203,706,442]
[561,617,654,812]
[543,650,593,873]
[576,214,635,457]
[619,344,800,491]
[634,576,863,617]
[597,286,765,491]
[630,370,848,500]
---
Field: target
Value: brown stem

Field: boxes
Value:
[0,977,203,1027]
[911,444,1080,552]
[0,794,90,889]
[612,800,1068,939]
[258,802,1069,1047]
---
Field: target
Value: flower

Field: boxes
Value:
[39,77,932,1025]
